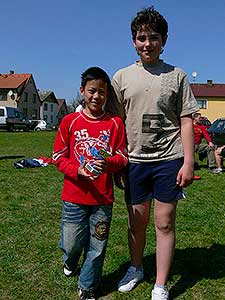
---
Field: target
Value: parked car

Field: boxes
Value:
[30,120,48,131]
[0,106,30,131]
[199,117,211,129]
[207,118,225,146]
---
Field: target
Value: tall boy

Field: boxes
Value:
[105,6,199,300]
[52,67,128,300]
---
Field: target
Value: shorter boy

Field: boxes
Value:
[52,67,128,300]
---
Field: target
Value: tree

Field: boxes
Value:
[67,91,83,113]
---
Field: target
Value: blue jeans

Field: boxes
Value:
[60,201,113,290]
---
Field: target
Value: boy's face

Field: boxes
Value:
[80,79,108,117]
[194,114,201,123]
[133,25,167,64]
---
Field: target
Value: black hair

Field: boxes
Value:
[131,6,168,40]
[81,67,111,91]
[192,112,201,119]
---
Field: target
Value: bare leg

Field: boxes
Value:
[215,148,223,169]
[154,199,177,285]
[127,201,151,266]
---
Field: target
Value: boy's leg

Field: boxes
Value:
[127,201,151,267]
[118,201,150,293]
[78,204,112,291]
[60,201,89,272]
[151,158,183,300]
[118,163,151,292]
[154,200,177,285]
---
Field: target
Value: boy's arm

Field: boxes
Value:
[104,77,125,118]
[176,114,195,187]
[106,117,128,173]
[52,118,79,181]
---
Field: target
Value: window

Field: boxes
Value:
[0,91,7,100]
[23,108,28,116]
[215,120,225,131]
[33,94,36,103]
[44,103,48,111]
[197,99,207,109]
[44,115,48,122]
[50,104,53,112]
[50,115,53,123]
[32,109,37,118]
[24,92,28,102]
[0,109,4,116]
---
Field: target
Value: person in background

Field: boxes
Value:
[215,145,225,171]
[52,67,128,300]
[105,6,199,300]
[193,112,222,173]
[75,99,85,112]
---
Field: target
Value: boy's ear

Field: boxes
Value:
[80,86,84,96]
[132,39,137,48]
[162,35,168,46]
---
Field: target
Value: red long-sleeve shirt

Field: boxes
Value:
[193,123,212,145]
[52,111,128,205]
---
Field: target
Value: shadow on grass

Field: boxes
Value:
[101,254,156,296]
[169,243,225,299]
[101,243,225,299]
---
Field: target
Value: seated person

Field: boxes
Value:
[193,113,221,173]
[215,145,225,171]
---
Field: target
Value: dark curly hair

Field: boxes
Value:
[131,6,168,40]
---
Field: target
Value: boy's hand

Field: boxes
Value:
[176,163,194,187]
[93,159,108,175]
[114,170,126,190]
[78,161,96,181]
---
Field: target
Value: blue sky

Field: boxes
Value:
[1,0,225,102]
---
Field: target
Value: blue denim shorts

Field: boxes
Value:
[125,158,185,204]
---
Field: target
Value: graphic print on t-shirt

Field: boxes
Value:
[141,113,166,153]
[74,128,111,171]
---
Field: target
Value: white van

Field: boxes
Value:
[0,106,30,131]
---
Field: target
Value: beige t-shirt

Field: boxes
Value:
[105,60,199,163]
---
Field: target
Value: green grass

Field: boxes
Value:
[0,131,225,300]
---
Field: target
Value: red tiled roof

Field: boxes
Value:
[191,83,225,97]
[0,73,31,88]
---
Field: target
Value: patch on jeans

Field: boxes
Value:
[94,221,110,241]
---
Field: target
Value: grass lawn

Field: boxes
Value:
[0,131,225,300]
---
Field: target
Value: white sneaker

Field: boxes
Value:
[63,264,76,277]
[63,266,72,276]
[152,286,169,300]
[118,265,144,292]
[208,168,222,174]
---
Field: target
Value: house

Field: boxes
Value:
[57,98,68,124]
[38,91,58,127]
[0,70,41,119]
[191,80,225,122]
